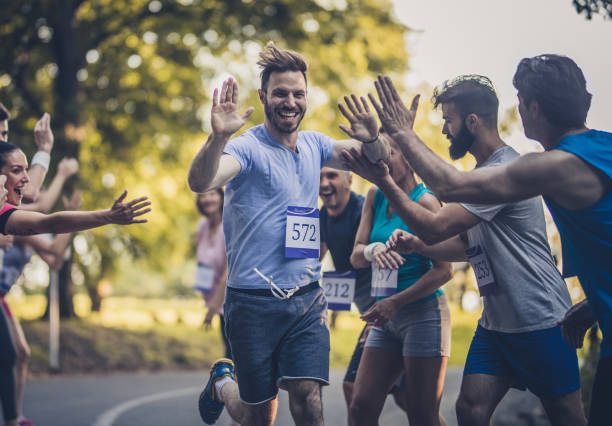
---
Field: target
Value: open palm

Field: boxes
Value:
[338,94,379,142]
[211,78,254,138]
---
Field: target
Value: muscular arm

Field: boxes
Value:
[376,175,480,245]
[389,131,609,210]
[415,234,469,262]
[187,134,241,192]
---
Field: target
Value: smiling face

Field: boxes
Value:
[197,189,223,218]
[259,70,307,135]
[319,167,351,212]
[1,149,30,206]
[441,102,475,160]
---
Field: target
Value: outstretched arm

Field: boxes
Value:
[341,147,481,244]
[368,75,608,208]
[188,78,253,192]
[387,229,469,262]
[4,190,150,236]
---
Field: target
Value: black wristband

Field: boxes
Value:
[362,132,379,144]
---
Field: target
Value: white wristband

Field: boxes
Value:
[364,242,385,262]
[31,151,50,170]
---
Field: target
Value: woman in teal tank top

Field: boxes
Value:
[348,136,452,426]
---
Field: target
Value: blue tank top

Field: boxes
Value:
[543,130,612,358]
[370,184,443,303]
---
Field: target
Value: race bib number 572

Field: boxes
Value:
[285,206,320,258]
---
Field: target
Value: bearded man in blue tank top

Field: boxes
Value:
[356,57,610,426]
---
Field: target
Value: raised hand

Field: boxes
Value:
[34,113,54,153]
[368,75,420,136]
[341,147,390,185]
[107,190,151,225]
[58,158,79,178]
[338,94,379,142]
[386,229,424,254]
[62,191,83,211]
[211,78,254,138]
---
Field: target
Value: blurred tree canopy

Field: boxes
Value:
[573,0,612,19]
[0,0,413,315]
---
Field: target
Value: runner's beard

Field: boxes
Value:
[264,101,305,134]
[448,123,476,160]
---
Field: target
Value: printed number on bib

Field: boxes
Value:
[285,206,320,258]
[466,244,497,296]
[323,271,356,311]
[193,262,214,293]
[371,262,398,297]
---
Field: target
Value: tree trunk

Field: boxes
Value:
[45,0,82,318]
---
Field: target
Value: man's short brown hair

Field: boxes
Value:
[257,42,307,92]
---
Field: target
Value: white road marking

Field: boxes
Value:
[92,386,201,426]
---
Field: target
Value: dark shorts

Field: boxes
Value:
[344,324,367,383]
[589,356,612,426]
[224,285,330,404]
[464,325,580,399]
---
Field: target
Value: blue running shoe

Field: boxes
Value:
[198,358,235,424]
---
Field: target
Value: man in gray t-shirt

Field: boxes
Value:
[461,145,571,333]
[342,75,586,425]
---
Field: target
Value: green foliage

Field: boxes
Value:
[0,0,411,299]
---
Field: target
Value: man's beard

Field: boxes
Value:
[264,101,304,134]
[448,123,476,160]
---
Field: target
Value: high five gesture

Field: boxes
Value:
[188,77,252,192]
[368,75,420,137]
[211,78,254,138]
[338,94,379,143]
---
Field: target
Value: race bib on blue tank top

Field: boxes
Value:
[371,263,398,297]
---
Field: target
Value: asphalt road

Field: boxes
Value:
[21,367,549,425]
